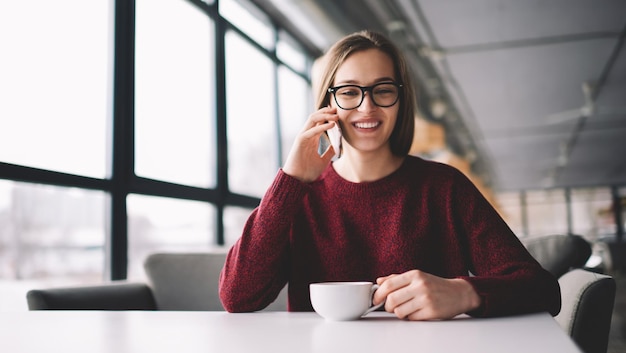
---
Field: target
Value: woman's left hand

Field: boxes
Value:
[373,270,481,321]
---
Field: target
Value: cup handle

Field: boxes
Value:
[363,284,385,316]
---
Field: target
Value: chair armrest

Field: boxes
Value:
[26,282,157,310]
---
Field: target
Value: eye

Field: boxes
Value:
[336,86,361,97]
[374,84,397,95]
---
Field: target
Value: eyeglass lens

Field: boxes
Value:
[332,83,400,110]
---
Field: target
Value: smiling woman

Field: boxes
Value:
[219,30,561,321]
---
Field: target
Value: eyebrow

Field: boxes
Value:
[334,77,396,86]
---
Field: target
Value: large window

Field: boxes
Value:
[495,187,623,242]
[0,0,315,310]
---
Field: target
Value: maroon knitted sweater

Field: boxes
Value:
[219,156,561,317]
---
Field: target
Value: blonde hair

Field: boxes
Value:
[313,30,416,156]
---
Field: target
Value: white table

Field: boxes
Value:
[1,311,581,353]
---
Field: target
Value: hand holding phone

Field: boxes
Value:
[286,108,339,182]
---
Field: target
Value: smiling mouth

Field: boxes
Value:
[353,121,380,129]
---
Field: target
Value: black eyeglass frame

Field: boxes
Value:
[327,82,403,110]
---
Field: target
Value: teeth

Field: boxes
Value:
[354,122,379,129]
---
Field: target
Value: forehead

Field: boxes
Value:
[334,49,395,85]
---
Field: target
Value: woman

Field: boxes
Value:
[219,30,561,320]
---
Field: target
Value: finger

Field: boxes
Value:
[405,307,430,321]
[378,272,412,292]
[295,121,332,145]
[405,305,440,321]
[394,298,425,320]
[305,108,338,129]
[383,284,419,315]
[373,274,403,304]
[376,273,399,285]
[374,271,425,307]
[302,121,337,141]
[310,106,336,120]
[320,106,337,114]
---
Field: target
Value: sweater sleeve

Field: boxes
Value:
[449,171,562,317]
[219,169,308,312]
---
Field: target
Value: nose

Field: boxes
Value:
[358,91,377,112]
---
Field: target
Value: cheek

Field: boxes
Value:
[386,108,400,126]
[336,110,351,126]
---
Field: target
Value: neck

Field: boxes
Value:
[333,148,405,183]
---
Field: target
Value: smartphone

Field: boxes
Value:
[319,122,341,159]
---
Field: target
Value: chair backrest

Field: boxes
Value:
[521,234,592,278]
[26,282,156,310]
[555,269,616,353]
[143,251,288,311]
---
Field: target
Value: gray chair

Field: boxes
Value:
[555,269,616,353]
[27,251,288,311]
[142,252,229,310]
[521,234,592,278]
[26,282,157,310]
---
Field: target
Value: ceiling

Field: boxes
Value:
[257,0,626,192]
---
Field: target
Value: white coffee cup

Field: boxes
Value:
[309,281,385,321]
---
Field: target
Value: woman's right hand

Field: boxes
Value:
[282,107,339,183]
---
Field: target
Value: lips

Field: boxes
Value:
[353,121,381,129]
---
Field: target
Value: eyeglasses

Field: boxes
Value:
[328,82,402,110]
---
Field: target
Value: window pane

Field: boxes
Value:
[526,189,568,236]
[0,180,107,281]
[278,66,310,164]
[0,180,108,310]
[135,0,216,188]
[226,31,278,197]
[127,194,216,280]
[0,1,112,178]
[220,0,274,49]
[277,31,307,72]
[223,205,255,247]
